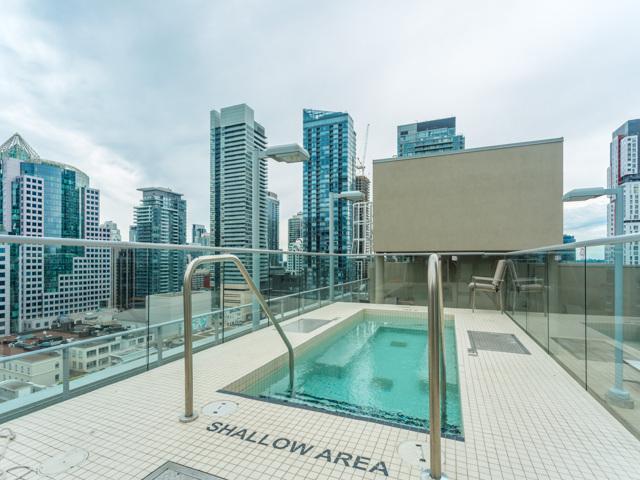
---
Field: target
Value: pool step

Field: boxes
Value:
[313,323,376,376]
[271,390,427,430]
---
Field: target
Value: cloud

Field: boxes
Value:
[563,198,608,241]
[1,0,639,246]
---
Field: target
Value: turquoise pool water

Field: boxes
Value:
[230,312,463,437]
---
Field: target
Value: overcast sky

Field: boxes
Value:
[2,0,639,248]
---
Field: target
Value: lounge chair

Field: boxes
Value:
[506,259,546,314]
[468,260,507,313]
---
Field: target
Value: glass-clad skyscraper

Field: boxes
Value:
[266,191,280,265]
[288,211,302,245]
[397,117,465,157]
[302,109,356,287]
[132,187,187,297]
[0,133,111,334]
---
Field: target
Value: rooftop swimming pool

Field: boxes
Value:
[224,310,463,438]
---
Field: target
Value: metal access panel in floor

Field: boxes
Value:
[467,331,530,355]
[143,462,226,480]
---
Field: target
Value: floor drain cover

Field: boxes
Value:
[143,461,225,479]
[201,400,238,417]
[467,331,530,355]
[38,447,89,475]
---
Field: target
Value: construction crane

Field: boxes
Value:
[357,123,370,175]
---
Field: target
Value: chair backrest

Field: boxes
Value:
[505,259,519,286]
[492,260,507,287]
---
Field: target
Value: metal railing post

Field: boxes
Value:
[62,347,70,399]
[427,254,444,479]
[180,254,295,423]
[155,326,163,366]
[180,264,196,423]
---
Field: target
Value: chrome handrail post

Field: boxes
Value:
[428,254,444,479]
[180,254,295,423]
[180,259,197,423]
[438,257,447,422]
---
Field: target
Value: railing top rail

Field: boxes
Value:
[505,232,640,255]
[375,233,640,257]
[0,234,370,258]
[1,231,636,262]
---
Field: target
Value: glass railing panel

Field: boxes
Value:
[0,348,64,415]
[70,245,193,390]
[527,256,548,349]
[585,242,640,437]
[441,255,497,309]
[219,252,264,340]
[379,255,427,306]
[265,251,300,321]
[508,254,548,348]
[546,249,586,385]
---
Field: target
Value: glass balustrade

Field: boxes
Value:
[0,234,637,439]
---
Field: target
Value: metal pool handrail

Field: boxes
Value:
[428,254,445,479]
[179,254,295,423]
[437,257,447,423]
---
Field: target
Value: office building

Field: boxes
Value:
[288,212,303,245]
[0,133,112,334]
[192,224,207,245]
[286,238,304,275]
[114,248,137,311]
[355,174,370,201]
[100,221,121,242]
[210,104,268,306]
[199,232,210,247]
[0,246,9,336]
[353,174,372,279]
[267,191,280,265]
[132,187,186,296]
[607,119,640,264]
[397,117,465,158]
[302,109,356,286]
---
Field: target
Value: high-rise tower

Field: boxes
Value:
[133,187,187,296]
[288,211,303,245]
[210,104,268,308]
[0,133,112,333]
[397,117,465,157]
[266,191,280,265]
[608,120,640,264]
[302,109,356,286]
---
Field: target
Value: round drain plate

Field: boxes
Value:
[201,400,238,417]
[38,447,89,475]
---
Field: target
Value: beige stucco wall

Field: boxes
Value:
[373,139,563,252]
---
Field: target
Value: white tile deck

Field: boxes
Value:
[0,304,639,480]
